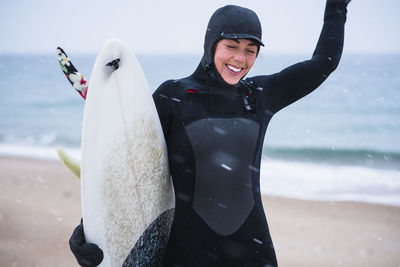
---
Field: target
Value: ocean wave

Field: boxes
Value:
[0,133,81,148]
[263,146,400,170]
[260,159,400,207]
[0,144,81,161]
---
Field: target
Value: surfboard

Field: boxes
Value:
[81,39,174,266]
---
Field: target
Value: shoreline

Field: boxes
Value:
[1,156,399,266]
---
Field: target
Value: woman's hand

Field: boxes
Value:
[69,219,104,267]
[324,0,351,21]
[327,0,351,5]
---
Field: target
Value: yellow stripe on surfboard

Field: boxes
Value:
[57,147,81,179]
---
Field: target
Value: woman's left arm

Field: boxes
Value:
[312,0,351,73]
[253,0,351,114]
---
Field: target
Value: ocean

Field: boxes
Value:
[0,52,399,206]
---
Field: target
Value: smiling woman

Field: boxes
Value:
[214,39,258,85]
[69,2,351,266]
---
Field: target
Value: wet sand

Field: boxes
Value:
[1,156,399,266]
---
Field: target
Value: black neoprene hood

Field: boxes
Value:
[201,5,264,69]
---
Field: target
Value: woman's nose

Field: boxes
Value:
[233,50,245,63]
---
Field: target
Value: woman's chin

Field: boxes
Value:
[221,74,244,85]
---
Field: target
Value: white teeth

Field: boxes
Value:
[227,65,241,73]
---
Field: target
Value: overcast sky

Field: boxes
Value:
[1,0,399,55]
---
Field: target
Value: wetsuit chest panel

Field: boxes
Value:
[184,117,259,236]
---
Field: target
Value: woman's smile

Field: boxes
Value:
[226,64,243,73]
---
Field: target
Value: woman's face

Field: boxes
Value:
[214,38,258,85]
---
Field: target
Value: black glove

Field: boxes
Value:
[69,219,104,267]
[327,0,351,5]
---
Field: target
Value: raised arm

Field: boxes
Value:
[253,0,350,114]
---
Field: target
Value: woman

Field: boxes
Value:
[70,1,351,266]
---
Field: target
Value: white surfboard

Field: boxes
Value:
[81,39,174,267]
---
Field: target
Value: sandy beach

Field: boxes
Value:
[0,156,399,267]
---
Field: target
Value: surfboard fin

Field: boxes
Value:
[56,46,88,99]
[57,147,81,179]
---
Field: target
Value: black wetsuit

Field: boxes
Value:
[152,3,348,267]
